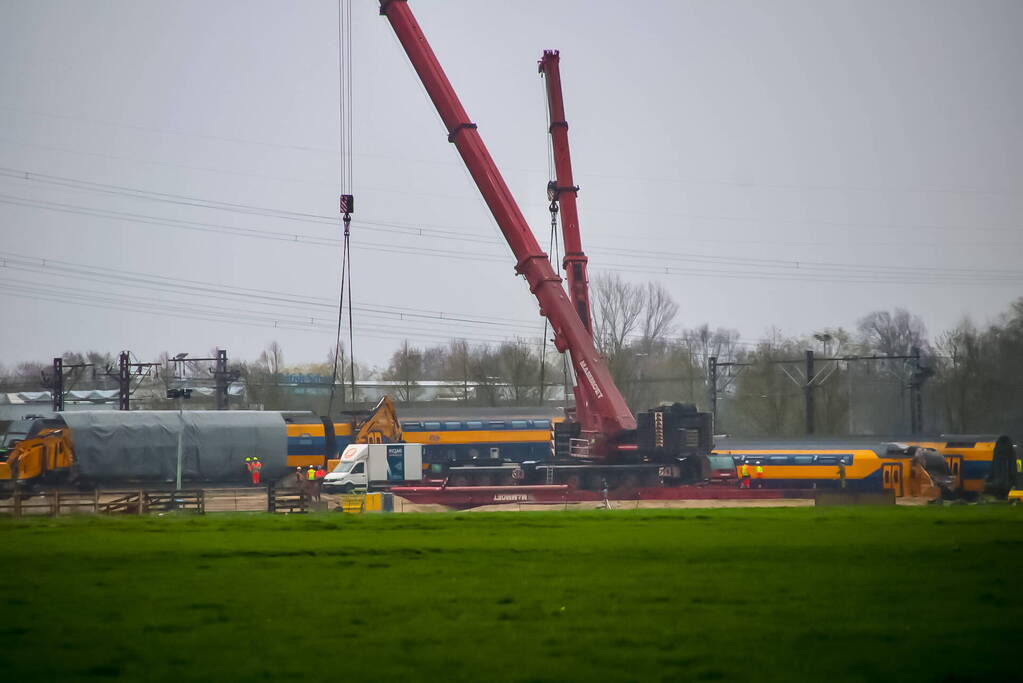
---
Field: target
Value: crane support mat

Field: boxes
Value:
[390,484,816,509]
[60,411,287,482]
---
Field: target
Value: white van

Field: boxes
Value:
[323,443,423,492]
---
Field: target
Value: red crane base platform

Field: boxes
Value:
[389,484,816,510]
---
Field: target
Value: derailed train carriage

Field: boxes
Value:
[712,435,1017,499]
[899,435,1017,498]
[711,440,955,498]
[282,414,555,470]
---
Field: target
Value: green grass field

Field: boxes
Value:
[1,506,1020,682]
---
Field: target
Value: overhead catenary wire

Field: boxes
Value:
[3,164,1021,241]
[2,168,1021,282]
[3,193,1021,286]
[0,253,870,353]
[0,250,538,328]
[3,104,1019,200]
[0,279,547,349]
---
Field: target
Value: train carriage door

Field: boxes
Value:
[945,455,963,492]
[892,464,903,497]
[882,463,903,497]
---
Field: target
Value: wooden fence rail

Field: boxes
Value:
[0,485,314,517]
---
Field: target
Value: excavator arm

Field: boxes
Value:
[379,0,636,454]
[354,396,403,444]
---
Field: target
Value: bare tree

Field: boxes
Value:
[591,272,643,356]
[421,345,448,380]
[497,339,537,405]
[444,339,472,401]
[639,281,679,353]
[857,309,929,357]
[242,341,286,410]
[259,341,284,376]
[384,340,423,402]
[469,345,501,406]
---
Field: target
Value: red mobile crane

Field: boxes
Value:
[379,1,711,483]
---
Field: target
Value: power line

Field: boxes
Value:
[3,104,1019,199]
[3,164,1020,241]
[0,256,542,334]
[3,191,1020,287]
[0,279,548,349]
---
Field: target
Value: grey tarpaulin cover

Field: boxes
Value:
[60,411,287,483]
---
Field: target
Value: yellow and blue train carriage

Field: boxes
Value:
[284,413,556,470]
[400,418,554,465]
[713,441,952,496]
[713,446,883,491]
[900,435,1016,497]
[283,414,353,469]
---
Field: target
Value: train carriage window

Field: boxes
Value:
[510,420,529,429]
[841,455,853,465]
[423,421,442,431]
[465,421,483,430]
[532,419,551,429]
[817,456,838,465]
[768,455,791,464]
[486,421,506,429]
[792,456,814,465]
[444,421,462,430]
[403,422,422,431]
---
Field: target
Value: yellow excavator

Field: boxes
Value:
[326,396,403,472]
[0,423,74,494]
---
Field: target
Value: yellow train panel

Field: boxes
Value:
[402,430,550,445]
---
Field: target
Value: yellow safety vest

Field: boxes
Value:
[755,465,764,476]
[741,464,749,477]
[307,469,317,481]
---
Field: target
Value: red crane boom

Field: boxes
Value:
[379,0,636,449]
[538,50,592,337]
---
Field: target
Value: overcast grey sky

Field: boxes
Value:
[0,0,1020,371]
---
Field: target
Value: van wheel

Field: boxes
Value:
[342,483,354,494]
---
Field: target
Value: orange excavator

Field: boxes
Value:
[0,420,73,493]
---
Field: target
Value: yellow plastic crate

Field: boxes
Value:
[339,494,366,514]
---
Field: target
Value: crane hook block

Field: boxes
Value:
[339,194,355,214]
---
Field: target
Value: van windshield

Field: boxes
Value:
[334,460,364,474]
